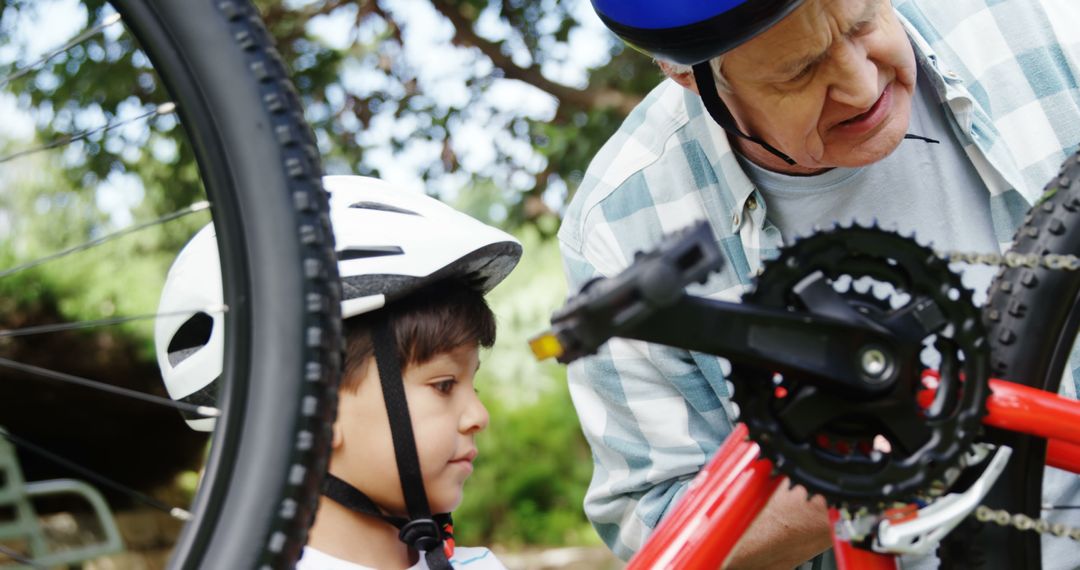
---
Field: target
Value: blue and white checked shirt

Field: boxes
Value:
[558,0,1080,562]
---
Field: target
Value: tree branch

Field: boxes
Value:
[261,0,355,28]
[429,2,640,116]
[261,0,373,47]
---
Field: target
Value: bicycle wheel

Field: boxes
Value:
[0,1,341,568]
[938,151,1080,569]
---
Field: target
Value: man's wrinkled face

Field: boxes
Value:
[720,0,917,173]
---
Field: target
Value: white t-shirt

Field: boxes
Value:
[296,545,507,570]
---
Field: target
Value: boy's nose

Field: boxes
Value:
[461,393,490,433]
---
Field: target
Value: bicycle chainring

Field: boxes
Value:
[732,224,991,508]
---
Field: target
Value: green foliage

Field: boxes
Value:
[0,129,207,353]
[474,225,569,406]
[0,0,204,221]
[0,1,211,348]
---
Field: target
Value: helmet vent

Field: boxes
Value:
[348,201,420,216]
[167,312,214,365]
[338,246,404,261]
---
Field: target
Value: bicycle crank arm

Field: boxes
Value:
[617,294,916,397]
[530,221,726,362]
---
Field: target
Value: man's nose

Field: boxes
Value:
[827,39,879,111]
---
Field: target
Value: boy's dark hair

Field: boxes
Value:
[341,279,497,391]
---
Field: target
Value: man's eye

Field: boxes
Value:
[433,379,456,394]
[787,66,813,83]
[853,20,876,37]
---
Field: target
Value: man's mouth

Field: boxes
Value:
[833,83,892,134]
[842,92,885,124]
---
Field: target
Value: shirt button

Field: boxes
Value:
[945,70,961,81]
[732,212,741,230]
[747,195,759,211]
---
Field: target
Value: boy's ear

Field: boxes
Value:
[331,420,345,450]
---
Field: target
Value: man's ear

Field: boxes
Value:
[657,60,699,94]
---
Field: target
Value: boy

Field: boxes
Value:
[156,176,520,569]
[300,278,505,570]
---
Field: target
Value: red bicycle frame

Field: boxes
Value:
[627,377,1080,570]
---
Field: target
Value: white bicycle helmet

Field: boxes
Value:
[154,175,522,431]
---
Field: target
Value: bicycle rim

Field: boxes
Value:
[0,0,341,568]
[939,151,1080,569]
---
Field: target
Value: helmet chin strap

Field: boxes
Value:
[321,474,455,565]
[320,313,454,570]
[692,63,797,166]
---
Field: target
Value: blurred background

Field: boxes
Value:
[0,0,667,567]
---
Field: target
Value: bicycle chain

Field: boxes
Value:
[937,249,1080,271]
[940,248,1080,542]
[974,505,1080,542]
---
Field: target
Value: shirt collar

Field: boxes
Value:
[684,88,758,219]
[896,9,975,132]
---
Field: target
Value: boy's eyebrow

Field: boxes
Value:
[776,0,880,76]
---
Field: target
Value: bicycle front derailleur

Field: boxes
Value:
[833,444,1012,556]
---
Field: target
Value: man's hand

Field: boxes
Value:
[724,480,832,569]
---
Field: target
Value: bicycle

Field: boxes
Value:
[0,1,341,568]
[532,151,1080,569]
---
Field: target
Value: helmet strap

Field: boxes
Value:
[368,313,454,568]
[322,472,409,528]
[321,473,456,564]
[692,63,797,166]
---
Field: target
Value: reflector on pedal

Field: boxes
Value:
[528,332,564,361]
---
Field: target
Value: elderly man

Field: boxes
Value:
[559,0,1080,568]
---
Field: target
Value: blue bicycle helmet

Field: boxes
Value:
[592,0,806,65]
[592,0,807,165]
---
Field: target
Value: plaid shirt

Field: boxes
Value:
[558,0,1080,561]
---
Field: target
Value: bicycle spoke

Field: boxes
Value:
[0,102,176,165]
[0,428,192,521]
[0,199,209,279]
[0,13,123,89]
[0,357,219,419]
[0,305,227,338]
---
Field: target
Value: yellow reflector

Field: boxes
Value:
[528,332,564,361]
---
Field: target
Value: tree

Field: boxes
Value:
[256,0,659,231]
[3,0,662,236]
